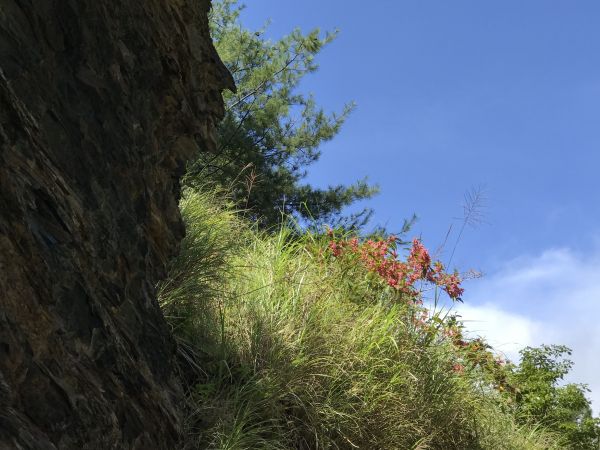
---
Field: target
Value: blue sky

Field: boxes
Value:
[238,1,600,410]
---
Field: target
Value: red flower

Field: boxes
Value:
[452,363,465,374]
[326,235,463,303]
[329,241,343,257]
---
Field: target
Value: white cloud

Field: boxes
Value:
[456,303,544,362]
[456,247,600,414]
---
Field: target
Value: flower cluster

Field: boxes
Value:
[326,231,514,391]
[441,319,515,394]
[327,232,464,301]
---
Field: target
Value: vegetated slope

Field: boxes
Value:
[160,190,559,449]
[0,0,232,447]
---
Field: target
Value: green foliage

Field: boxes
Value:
[506,345,600,449]
[158,188,244,373]
[184,0,378,228]
[165,5,600,447]
[159,189,558,449]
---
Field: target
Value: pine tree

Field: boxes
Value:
[185,0,378,228]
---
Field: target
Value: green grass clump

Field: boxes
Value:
[159,189,557,449]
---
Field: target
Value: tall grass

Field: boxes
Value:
[159,189,558,449]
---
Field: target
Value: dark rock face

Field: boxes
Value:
[0,0,233,448]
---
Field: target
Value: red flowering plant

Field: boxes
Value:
[326,228,464,303]
[323,228,513,392]
[443,316,516,393]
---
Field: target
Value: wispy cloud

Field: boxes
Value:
[456,246,600,414]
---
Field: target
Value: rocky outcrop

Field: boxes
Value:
[0,0,233,448]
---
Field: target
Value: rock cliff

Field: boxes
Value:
[0,0,233,448]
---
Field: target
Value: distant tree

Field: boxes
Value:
[185,0,378,228]
[509,345,600,449]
